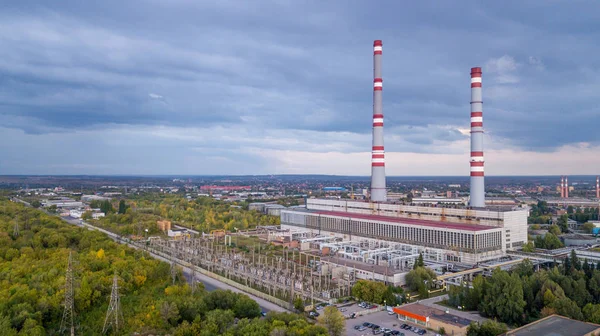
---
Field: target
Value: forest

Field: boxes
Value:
[0,199,327,335]
[448,254,600,329]
[86,195,280,238]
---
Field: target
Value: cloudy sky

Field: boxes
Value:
[1,1,599,175]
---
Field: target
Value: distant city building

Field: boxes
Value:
[81,195,112,202]
[43,199,83,208]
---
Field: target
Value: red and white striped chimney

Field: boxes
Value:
[565,176,569,198]
[370,40,387,202]
[560,176,565,198]
[596,176,599,199]
[469,67,485,207]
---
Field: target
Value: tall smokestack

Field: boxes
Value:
[370,40,387,202]
[469,67,485,208]
[596,176,599,199]
[560,176,565,198]
[565,176,569,198]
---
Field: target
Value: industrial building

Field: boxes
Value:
[505,314,600,336]
[279,41,528,270]
[392,303,472,336]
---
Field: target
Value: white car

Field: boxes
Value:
[388,311,395,315]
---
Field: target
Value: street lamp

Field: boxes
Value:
[384,300,387,310]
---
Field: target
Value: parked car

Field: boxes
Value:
[354,325,362,330]
[364,322,373,328]
[388,311,395,315]
[418,330,426,335]
[358,326,367,331]
[371,324,380,329]
[339,308,347,312]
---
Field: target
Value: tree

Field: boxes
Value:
[405,267,436,292]
[233,295,261,319]
[317,306,345,336]
[30,200,41,208]
[543,233,564,250]
[583,222,596,234]
[293,297,305,312]
[522,241,535,252]
[118,200,128,214]
[160,301,180,326]
[583,303,600,324]
[467,320,508,336]
[100,200,114,214]
[548,224,562,236]
[558,214,569,233]
[480,269,525,325]
[571,249,581,271]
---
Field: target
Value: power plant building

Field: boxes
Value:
[280,198,527,264]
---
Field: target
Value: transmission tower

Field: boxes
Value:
[13,216,19,237]
[102,274,123,334]
[170,248,177,285]
[60,251,76,336]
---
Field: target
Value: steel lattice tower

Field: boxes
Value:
[102,274,123,334]
[60,251,75,336]
[13,216,19,237]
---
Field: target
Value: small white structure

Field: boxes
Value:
[168,229,189,237]
[92,212,105,219]
[69,210,83,218]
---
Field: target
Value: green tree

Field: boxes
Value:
[558,214,569,233]
[233,295,261,319]
[466,320,508,336]
[522,241,535,252]
[583,303,600,324]
[317,306,345,336]
[548,224,562,236]
[30,200,41,208]
[405,267,436,292]
[480,269,525,325]
[571,249,581,270]
[118,200,128,214]
[543,233,563,250]
[583,222,596,234]
[293,297,305,312]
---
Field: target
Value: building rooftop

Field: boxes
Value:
[314,210,496,232]
[393,303,472,328]
[505,314,600,336]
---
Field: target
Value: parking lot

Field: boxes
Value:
[345,309,435,336]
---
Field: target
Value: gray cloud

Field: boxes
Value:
[0,1,599,174]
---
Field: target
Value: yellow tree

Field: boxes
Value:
[317,306,345,336]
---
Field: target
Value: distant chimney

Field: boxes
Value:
[370,40,387,202]
[565,176,569,198]
[469,67,485,208]
[596,176,599,199]
[560,176,565,198]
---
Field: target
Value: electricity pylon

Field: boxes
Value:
[60,251,75,336]
[170,248,177,285]
[102,274,123,334]
[13,217,19,237]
